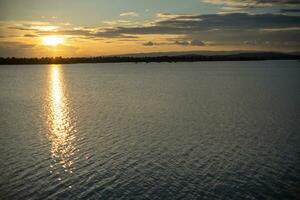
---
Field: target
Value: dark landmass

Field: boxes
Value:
[118,50,300,57]
[0,52,299,65]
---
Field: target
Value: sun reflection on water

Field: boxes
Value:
[47,65,77,173]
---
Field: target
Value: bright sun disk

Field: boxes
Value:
[43,35,64,46]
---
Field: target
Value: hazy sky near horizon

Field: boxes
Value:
[0,0,300,57]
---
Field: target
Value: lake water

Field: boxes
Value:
[0,61,299,200]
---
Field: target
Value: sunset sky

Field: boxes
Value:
[0,0,300,57]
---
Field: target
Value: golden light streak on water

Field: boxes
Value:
[47,65,77,173]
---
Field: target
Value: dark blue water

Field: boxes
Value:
[0,61,299,199]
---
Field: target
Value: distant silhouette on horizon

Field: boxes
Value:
[0,52,299,65]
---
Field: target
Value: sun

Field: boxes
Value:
[42,35,64,46]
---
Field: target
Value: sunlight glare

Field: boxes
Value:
[47,65,77,173]
[43,35,64,46]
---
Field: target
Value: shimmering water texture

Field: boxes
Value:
[47,66,77,173]
[0,61,299,200]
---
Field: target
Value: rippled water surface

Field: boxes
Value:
[0,61,299,200]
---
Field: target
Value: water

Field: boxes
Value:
[0,61,299,200]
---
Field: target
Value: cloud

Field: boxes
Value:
[120,12,139,17]
[175,40,190,45]
[8,24,59,32]
[31,25,58,31]
[143,41,155,46]
[201,0,300,10]
[8,26,36,31]
[103,20,139,27]
[142,39,206,47]
[36,28,139,39]
[1,12,300,53]
[24,34,38,37]
[156,13,300,30]
[30,13,300,49]
[191,39,205,46]
[202,0,300,6]
[98,13,300,36]
[260,27,300,32]
[157,13,197,19]
[8,13,300,40]
[280,8,300,13]
[0,41,35,49]
[175,40,205,46]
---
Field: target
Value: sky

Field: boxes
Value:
[0,0,300,57]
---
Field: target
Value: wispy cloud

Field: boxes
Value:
[202,0,300,7]
[202,0,300,11]
[120,12,139,17]
[175,40,205,46]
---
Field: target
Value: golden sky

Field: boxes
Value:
[0,0,300,57]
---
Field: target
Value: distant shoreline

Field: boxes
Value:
[1,53,299,65]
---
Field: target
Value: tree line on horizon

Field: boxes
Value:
[0,53,299,65]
